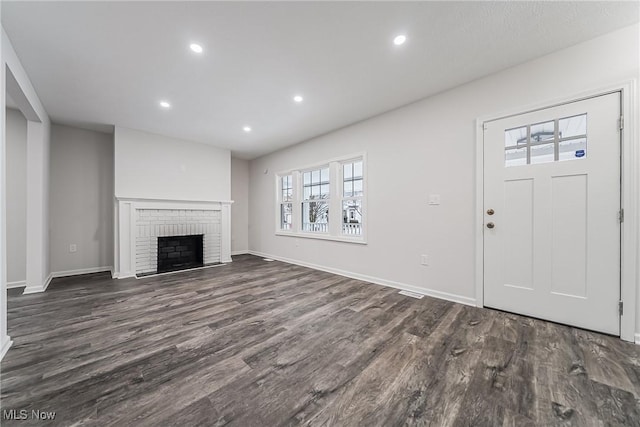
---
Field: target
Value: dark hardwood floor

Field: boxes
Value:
[1,254,639,426]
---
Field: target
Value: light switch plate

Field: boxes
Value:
[428,194,441,205]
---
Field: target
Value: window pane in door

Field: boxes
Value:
[530,121,555,143]
[559,138,587,161]
[530,143,555,164]
[505,126,527,147]
[505,147,527,167]
[559,114,587,139]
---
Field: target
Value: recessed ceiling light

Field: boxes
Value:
[293,95,304,103]
[190,43,203,53]
[243,126,252,133]
[393,35,407,46]
[159,100,171,108]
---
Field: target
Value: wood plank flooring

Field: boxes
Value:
[2,254,639,426]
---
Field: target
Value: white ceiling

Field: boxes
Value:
[2,1,638,159]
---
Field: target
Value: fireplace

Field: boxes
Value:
[157,234,204,273]
[114,200,232,279]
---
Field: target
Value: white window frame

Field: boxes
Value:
[340,158,364,237]
[275,153,367,244]
[278,174,294,232]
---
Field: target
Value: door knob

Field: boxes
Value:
[487,209,495,215]
[486,222,495,229]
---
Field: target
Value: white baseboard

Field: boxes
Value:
[51,266,113,279]
[231,250,249,256]
[22,267,113,294]
[248,250,477,307]
[0,336,13,360]
[635,333,640,345]
[7,280,26,289]
[23,273,53,294]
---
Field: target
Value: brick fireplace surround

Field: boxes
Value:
[113,198,232,279]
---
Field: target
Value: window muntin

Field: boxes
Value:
[302,167,329,233]
[342,160,363,236]
[504,113,587,167]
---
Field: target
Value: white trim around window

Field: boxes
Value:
[275,153,367,244]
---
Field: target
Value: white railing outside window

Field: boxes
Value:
[342,223,362,235]
[303,223,329,233]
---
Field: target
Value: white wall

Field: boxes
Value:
[50,124,113,274]
[114,127,230,202]
[249,25,639,325]
[231,157,249,254]
[5,108,27,285]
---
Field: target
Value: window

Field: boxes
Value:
[279,175,293,230]
[505,113,587,167]
[342,160,363,236]
[302,167,329,232]
[276,154,366,243]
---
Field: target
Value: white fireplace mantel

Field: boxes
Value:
[113,197,233,279]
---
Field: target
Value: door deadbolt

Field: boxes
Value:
[487,209,495,215]
[486,222,495,229]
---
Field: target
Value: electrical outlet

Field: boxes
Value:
[69,244,77,253]
[421,254,429,266]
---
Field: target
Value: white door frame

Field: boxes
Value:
[475,80,638,342]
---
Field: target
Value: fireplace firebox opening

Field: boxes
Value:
[157,234,204,273]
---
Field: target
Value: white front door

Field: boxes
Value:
[483,92,621,335]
